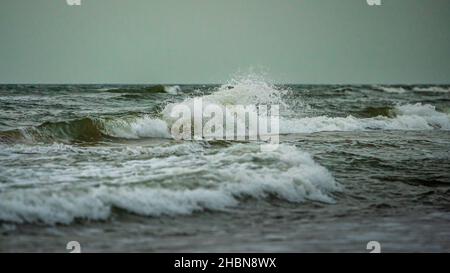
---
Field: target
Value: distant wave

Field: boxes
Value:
[375,86,408,94]
[374,85,450,94]
[105,85,182,94]
[281,103,450,134]
[1,78,450,144]
[412,86,450,93]
[164,85,182,95]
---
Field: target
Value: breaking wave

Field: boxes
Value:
[1,76,449,144]
[376,86,408,94]
[161,75,286,139]
[374,85,450,94]
[0,116,171,143]
[413,86,450,93]
[105,85,182,94]
[0,144,340,224]
[2,78,450,226]
[281,103,450,134]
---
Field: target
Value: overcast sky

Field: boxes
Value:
[0,0,449,84]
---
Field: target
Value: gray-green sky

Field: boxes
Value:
[0,0,449,84]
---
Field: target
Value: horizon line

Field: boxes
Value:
[1,82,450,86]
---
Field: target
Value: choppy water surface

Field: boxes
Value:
[1,79,449,252]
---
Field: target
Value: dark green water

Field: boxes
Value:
[1,80,449,252]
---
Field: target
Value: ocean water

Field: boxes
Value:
[1,78,450,252]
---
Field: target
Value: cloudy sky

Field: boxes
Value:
[0,0,449,84]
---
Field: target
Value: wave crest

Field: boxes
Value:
[0,144,340,224]
[0,116,171,143]
[281,103,450,134]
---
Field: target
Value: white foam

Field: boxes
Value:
[281,103,450,134]
[377,86,408,94]
[103,89,449,140]
[0,142,201,158]
[101,115,171,139]
[0,144,340,224]
[0,189,111,225]
[161,75,286,139]
[413,86,450,93]
[164,85,182,95]
[159,78,449,138]
[163,75,285,114]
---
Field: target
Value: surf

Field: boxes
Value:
[1,77,450,145]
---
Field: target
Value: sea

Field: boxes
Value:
[1,76,449,252]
